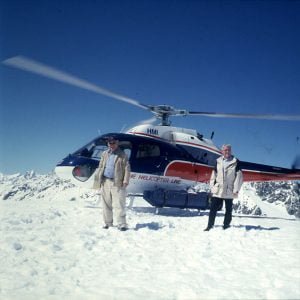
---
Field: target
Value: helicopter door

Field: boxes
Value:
[132,142,165,175]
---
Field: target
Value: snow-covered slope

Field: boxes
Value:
[1,172,298,218]
[0,171,89,202]
[1,172,300,300]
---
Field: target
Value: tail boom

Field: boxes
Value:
[240,161,300,182]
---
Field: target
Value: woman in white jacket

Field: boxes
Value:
[204,144,243,231]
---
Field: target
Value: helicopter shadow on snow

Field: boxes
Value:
[132,208,204,231]
[231,214,297,231]
[215,213,295,231]
[130,206,208,218]
[206,224,280,231]
[130,205,207,231]
[234,214,296,222]
[130,207,298,231]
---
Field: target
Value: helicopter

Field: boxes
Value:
[3,56,300,209]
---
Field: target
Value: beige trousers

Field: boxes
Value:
[101,178,127,227]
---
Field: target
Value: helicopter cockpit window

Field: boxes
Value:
[74,139,132,160]
[177,144,219,165]
[136,144,160,158]
[89,141,132,160]
[74,141,98,158]
[90,145,108,159]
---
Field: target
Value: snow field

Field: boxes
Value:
[1,193,299,300]
[1,173,299,299]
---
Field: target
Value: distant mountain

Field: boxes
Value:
[1,172,299,218]
[0,171,82,202]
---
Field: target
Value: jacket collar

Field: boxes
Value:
[218,156,237,166]
[107,147,122,155]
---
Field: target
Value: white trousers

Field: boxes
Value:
[101,178,127,227]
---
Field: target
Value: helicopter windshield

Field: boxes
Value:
[90,145,108,159]
[73,139,132,160]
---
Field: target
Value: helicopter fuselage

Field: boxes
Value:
[55,125,300,197]
[55,127,219,194]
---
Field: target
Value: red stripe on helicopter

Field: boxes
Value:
[241,170,300,182]
[165,161,300,182]
[164,161,214,182]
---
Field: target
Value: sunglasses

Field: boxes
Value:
[108,141,116,145]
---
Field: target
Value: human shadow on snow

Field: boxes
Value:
[134,222,165,231]
[231,224,280,231]
[130,207,294,231]
[233,214,296,222]
[133,222,280,231]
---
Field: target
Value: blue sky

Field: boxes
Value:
[1,0,300,174]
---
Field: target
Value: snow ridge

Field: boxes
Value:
[1,172,299,218]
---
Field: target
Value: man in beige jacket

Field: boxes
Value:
[204,144,243,231]
[94,136,130,231]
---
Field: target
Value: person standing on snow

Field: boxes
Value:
[93,136,130,231]
[204,144,243,231]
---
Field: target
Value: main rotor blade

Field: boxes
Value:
[188,111,300,121]
[3,56,149,110]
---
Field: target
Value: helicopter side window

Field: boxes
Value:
[119,141,132,159]
[131,143,163,175]
[178,145,219,165]
[136,144,160,158]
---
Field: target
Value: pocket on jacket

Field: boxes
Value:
[227,184,233,193]
[92,180,100,190]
